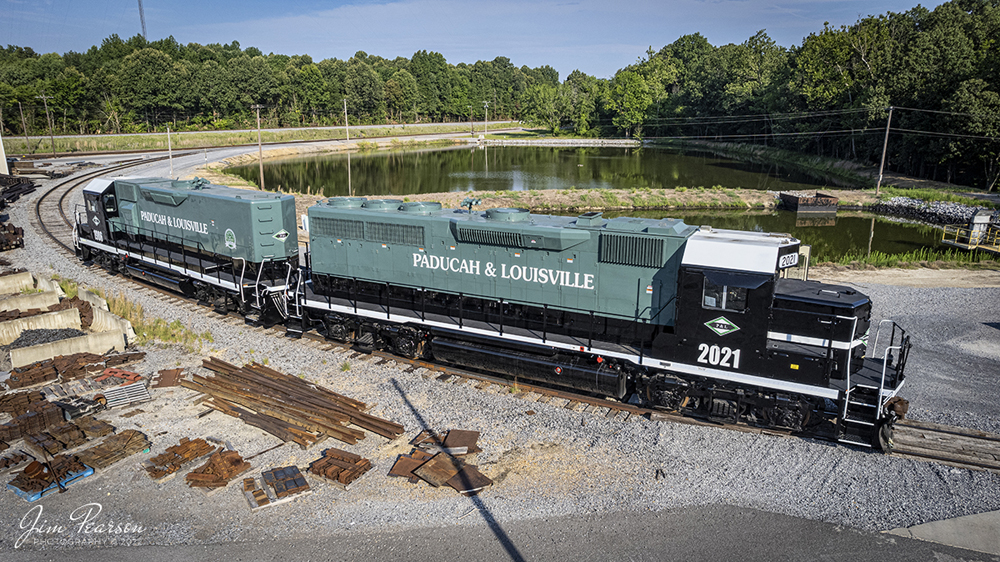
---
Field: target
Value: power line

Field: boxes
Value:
[894,106,1000,120]
[891,127,998,141]
[647,129,883,141]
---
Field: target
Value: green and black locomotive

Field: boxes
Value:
[75,178,911,449]
[298,198,910,449]
[76,177,298,319]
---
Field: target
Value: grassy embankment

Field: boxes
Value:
[1,123,497,155]
[51,275,213,350]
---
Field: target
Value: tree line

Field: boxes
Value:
[1,0,998,190]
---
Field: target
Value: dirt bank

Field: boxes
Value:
[809,266,1000,288]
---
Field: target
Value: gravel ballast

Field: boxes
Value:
[1,162,998,552]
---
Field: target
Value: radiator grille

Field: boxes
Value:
[367,222,425,246]
[311,217,425,247]
[458,228,522,248]
[311,217,364,239]
[599,234,664,268]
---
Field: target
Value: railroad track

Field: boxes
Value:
[31,156,177,256]
[892,420,1000,474]
[31,160,1000,475]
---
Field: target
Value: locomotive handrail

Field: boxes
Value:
[870,319,908,363]
[235,257,247,304]
[878,344,904,409]
[335,275,649,325]
[284,261,295,318]
[254,257,270,311]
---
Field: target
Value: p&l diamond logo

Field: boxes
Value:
[705,316,740,337]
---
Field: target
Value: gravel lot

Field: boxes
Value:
[1,164,998,553]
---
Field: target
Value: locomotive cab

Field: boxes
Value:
[78,178,118,247]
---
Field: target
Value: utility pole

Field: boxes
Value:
[0,127,8,175]
[167,126,173,178]
[17,101,29,154]
[483,101,489,137]
[35,93,56,158]
[468,105,473,135]
[251,104,266,190]
[343,99,350,141]
[137,0,147,39]
[876,106,893,196]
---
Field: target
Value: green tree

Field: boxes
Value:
[345,60,386,122]
[563,70,601,135]
[196,59,234,119]
[385,69,417,122]
[944,79,1000,191]
[605,70,651,137]
[116,48,180,129]
[523,84,561,133]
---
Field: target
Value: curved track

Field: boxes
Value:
[32,161,1000,474]
[31,156,174,255]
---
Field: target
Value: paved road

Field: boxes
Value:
[6,506,992,562]
[9,120,514,141]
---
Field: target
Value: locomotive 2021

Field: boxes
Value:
[75,177,912,449]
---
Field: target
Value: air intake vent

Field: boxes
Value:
[458,228,522,248]
[311,217,364,239]
[599,234,664,268]
[367,223,425,246]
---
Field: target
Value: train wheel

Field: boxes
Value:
[395,335,418,358]
[326,322,350,342]
[876,415,896,452]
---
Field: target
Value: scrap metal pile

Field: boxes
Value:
[0,224,23,251]
[307,448,372,487]
[75,429,149,470]
[0,174,33,250]
[8,456,88,494]
[185,448,252,489]
[183,358,405,447]
[244,465,314,510]
[389,429,493,496]
[143,437,216,480]
[0,393,63,442]
[6,350,145,391]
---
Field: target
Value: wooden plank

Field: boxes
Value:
[899,420,1000,443]
[894,431,1000,462]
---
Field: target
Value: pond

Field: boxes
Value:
[229,145,948,262]
[613,210,942,263]
[229,145,838,197]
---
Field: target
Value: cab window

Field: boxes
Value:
[102,194,118,214]
[703,278,747,313]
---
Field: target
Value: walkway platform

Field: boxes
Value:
[941,220,1000,256]
[886,509,1000,555]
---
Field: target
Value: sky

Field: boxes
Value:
[3,0,944,80]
